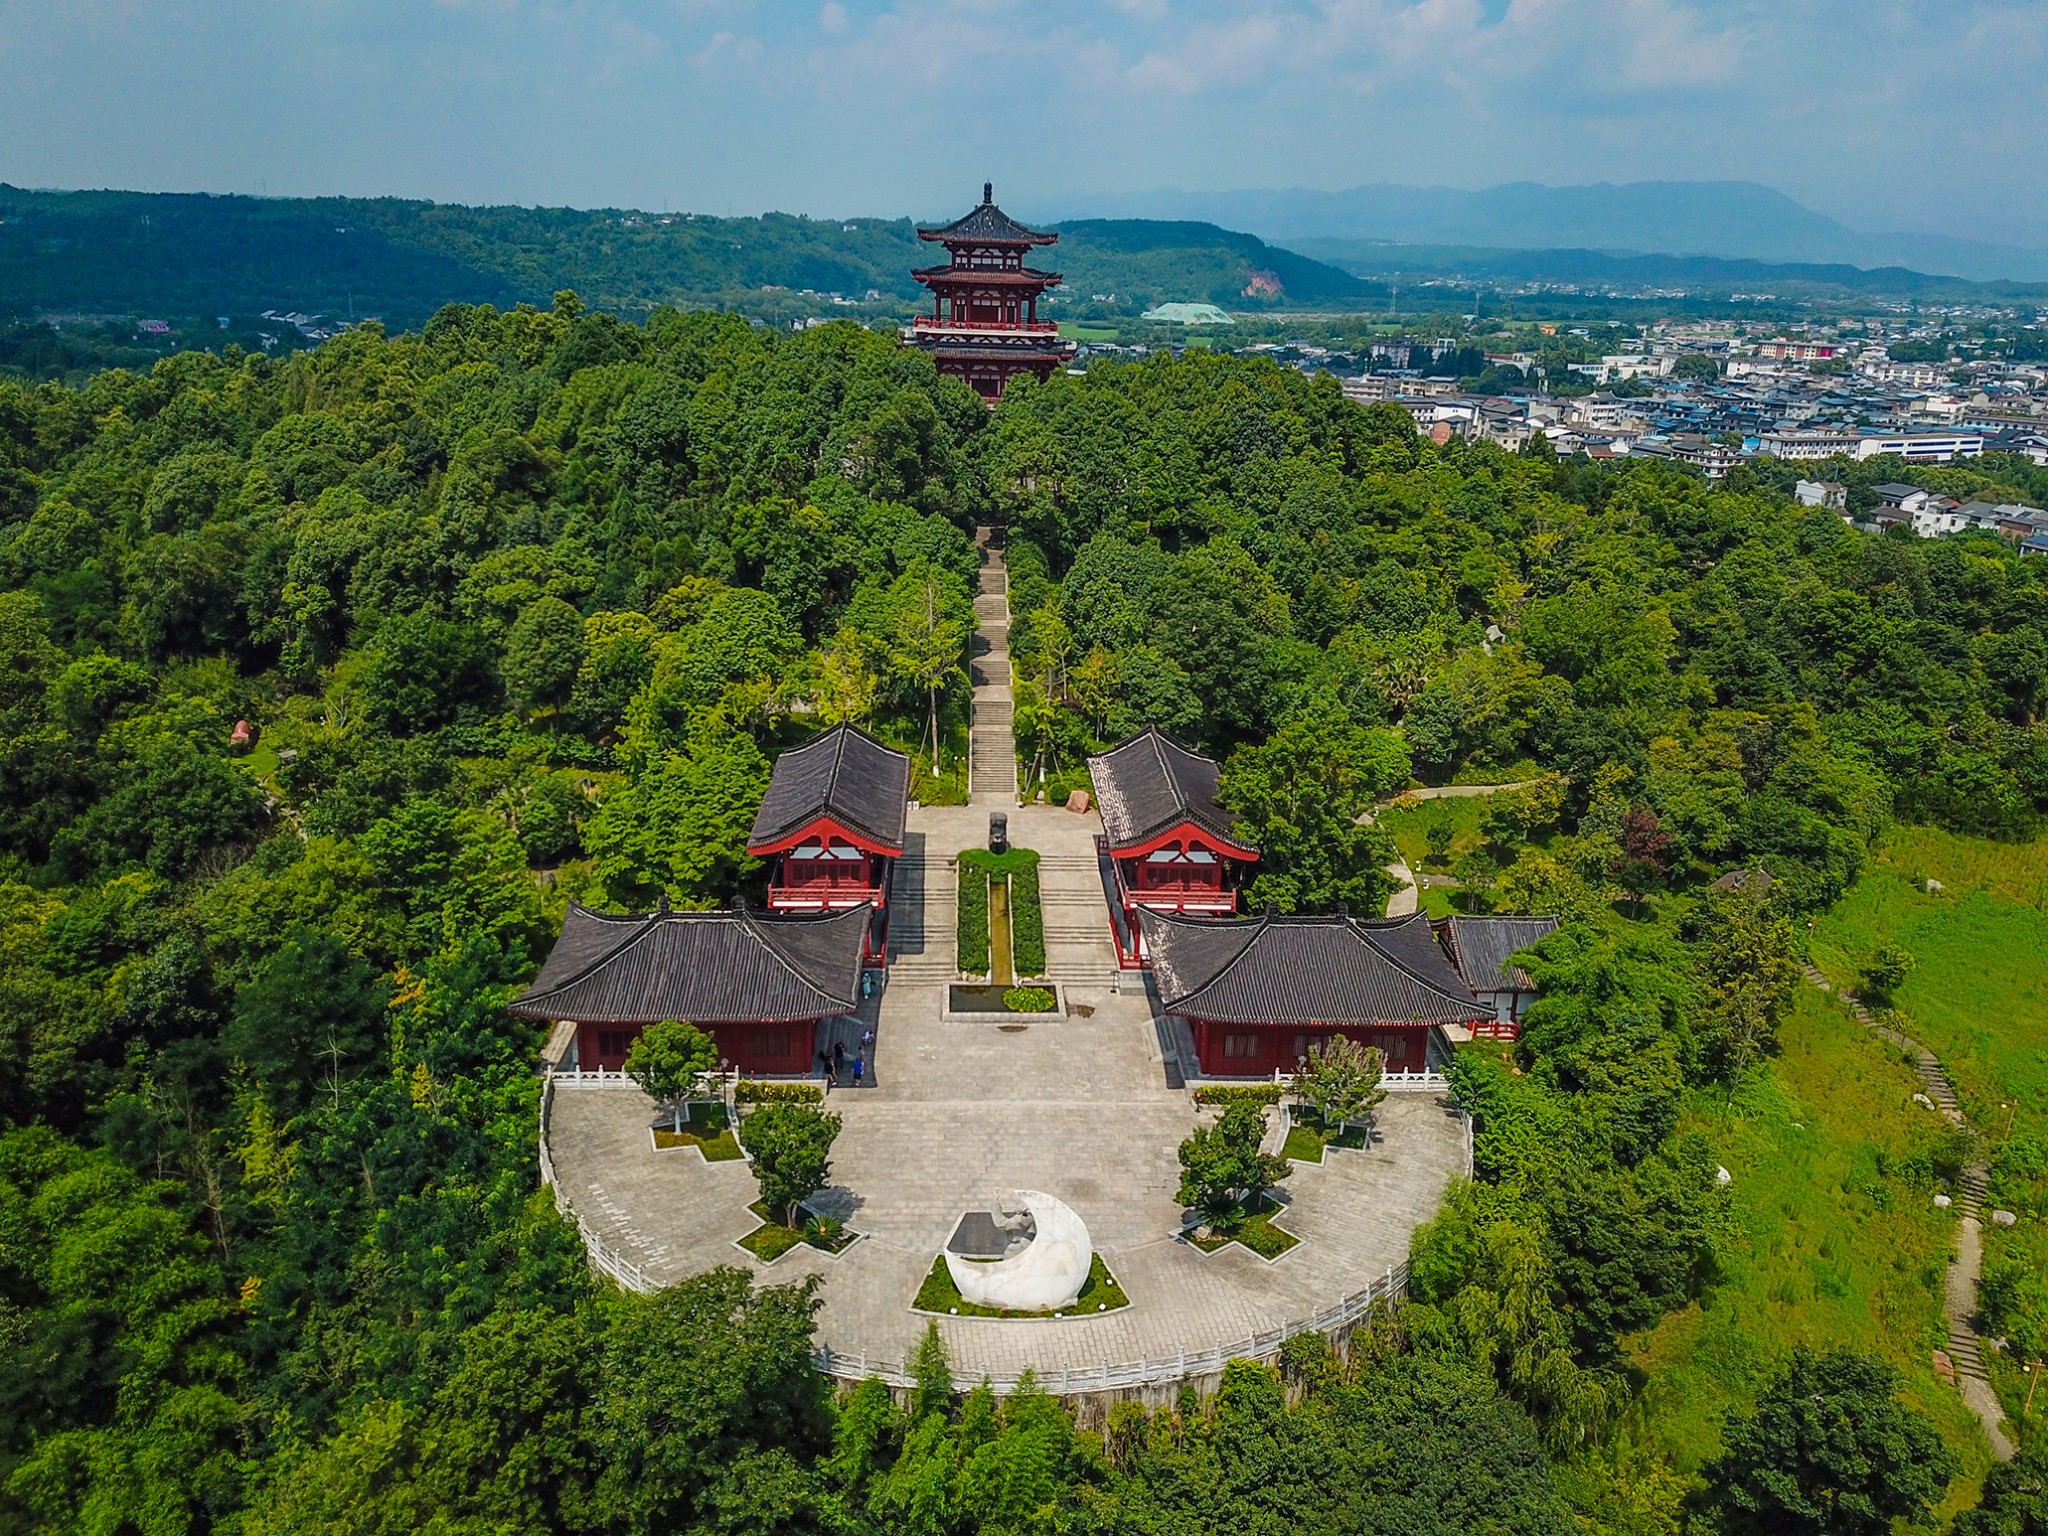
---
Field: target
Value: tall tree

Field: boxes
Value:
[882,561,970,768]
[1700,1347,1958,1536]
[623,1019,718,1132]
[741,1102,843,1226]
[1219,710,1411,914]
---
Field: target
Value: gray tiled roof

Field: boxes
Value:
[917,185,1057,246]
[747,724,911,853]
[1139,908,1482,1026]
[1088,727,1255,853]
[510,903,868,1023]
[1438,914,1559,993]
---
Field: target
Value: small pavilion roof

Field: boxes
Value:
[1088,726,1255,854]
[1437,914,1559,993]
[747,724,910,855]
[510,902,867,1024]
[918,184,1058,246]
[1710,865,1775,894]
[1139,908,1482,1027]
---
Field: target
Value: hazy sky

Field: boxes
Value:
[3,0,2045,244]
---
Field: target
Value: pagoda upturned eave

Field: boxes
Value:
[912,263,1064,286]
[906,323,1074,348]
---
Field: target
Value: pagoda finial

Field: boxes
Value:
[983,180,993,205]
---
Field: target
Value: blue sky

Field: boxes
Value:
[2,0,2045,244]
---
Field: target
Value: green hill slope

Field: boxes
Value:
[0,186,1362,329]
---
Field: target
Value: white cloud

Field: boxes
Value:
[0,0,2041,242]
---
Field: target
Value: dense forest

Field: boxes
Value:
[3,296,2047,1533]
[0,186,1368,336]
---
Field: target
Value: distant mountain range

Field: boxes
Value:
[1053,181,2048,285]
[1289,239,2047,305]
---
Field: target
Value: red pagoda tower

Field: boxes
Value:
[908,183,1077,401]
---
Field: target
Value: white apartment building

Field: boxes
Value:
[1758,430,1861,460]
[1853,432,1983,462]
[1568,353,1675,385]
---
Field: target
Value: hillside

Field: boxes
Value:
[0,186,1363,330]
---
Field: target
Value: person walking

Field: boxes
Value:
[861,1028,875,1053]
[833,1041,845,1072]
[853,1054,864,1087]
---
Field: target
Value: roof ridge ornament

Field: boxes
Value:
[983,180,993,205]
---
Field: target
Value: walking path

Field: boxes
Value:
[1803,963,2014,1460]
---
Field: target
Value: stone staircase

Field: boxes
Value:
[1803,963,2013,1458]
[969,530,1018,804]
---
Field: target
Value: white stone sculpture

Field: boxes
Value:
[945,1190,1092,1312]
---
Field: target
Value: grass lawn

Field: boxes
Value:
[1282,1109,1371,1165]
[1056,322,1119,341]
[913,1252,1129,1317]
[651,1103,743,1160]
[1378,794,1495,875]
[1184,1193,1300,1259]
[1610,984,1992,1517]
[738,1201,857,1263]
[1810,825,2048,1121]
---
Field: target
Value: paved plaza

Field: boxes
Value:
[544,809,1469,1381]
[541,530,1470,1380]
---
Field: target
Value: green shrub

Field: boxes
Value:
[956,861,990,974]
[1193,1084,1283,1107]
[1003,986,1056,1013]
[959,847,1042,877]
[1010,857,1045,975]
[958,847,1042,977]
[733,1080,823,1105]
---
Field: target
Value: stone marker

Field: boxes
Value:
[1992,1209,2018,1227]
[1066,788,1090,814]
[1934,1193,1953,1208]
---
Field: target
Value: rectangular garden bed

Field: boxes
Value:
[651,1103,744,1161]
[945,982,1063,1020]
[1281,1109,1372,1165]
[737,1201,860,1263]
[911,1253,1129,1318]
[1182,1194,1300,1259]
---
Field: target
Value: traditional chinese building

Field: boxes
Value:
[746,724,911,966]
[1089,726,1259,967]
[1432,914,1559,1040]
[908,182,1077,401]
[511,900,868,1076]
[1140,908,1486,1078]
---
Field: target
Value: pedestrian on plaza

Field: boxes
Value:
[853,1054,864,1086]
[833,1041,845,1070]
[817,1050,832,1077]
[861,1028,875,1052]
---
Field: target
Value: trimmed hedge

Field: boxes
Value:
[1004,986,1056,1013]
[1009,857,1045,976]
[1192,1083,1283,1107]
[733,1080,824,1105]
[958,847,1044,978]
[956,860,990,974]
